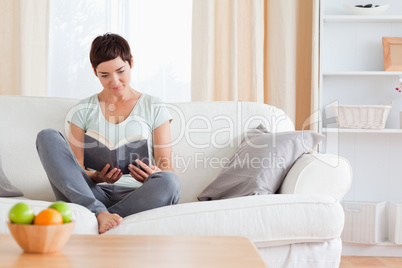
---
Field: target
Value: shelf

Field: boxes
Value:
[323,15,402,23]
[323,71,402,76]
[323,128,402,134]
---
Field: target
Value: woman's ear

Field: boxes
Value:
[130,55,134,69]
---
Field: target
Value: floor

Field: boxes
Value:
[340,257,402,268]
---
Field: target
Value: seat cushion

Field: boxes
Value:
[0,198,98,235]
[105,194,344,247]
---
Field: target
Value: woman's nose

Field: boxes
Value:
[110,73,119,84]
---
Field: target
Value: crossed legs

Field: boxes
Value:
[36,129,181,233]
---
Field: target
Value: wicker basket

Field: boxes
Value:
[332,104,392,129]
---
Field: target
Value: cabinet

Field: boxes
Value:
[320,0,402,256]
[321,0,402,130]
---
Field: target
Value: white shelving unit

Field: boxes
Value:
[323,128,402,134]
[324,15,402,22]
[323,71,402,76]
[321,9,402,129]
[320,0,402,257]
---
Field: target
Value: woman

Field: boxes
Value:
[36,33,181,234]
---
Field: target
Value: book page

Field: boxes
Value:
[115,134,144,148]
[85,129,144,150]
[85,129,115,149]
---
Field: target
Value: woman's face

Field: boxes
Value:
[95,57,133,95]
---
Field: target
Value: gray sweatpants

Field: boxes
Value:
[36,129,181,217]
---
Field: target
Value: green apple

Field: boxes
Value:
[8,202,35,224]
[49,201,72,223]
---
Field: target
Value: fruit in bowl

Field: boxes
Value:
[49,200,72,223]
[8,202,75,253]
[33,208,63,225]
[8,202,35,225]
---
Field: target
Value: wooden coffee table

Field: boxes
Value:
[0,234,268,267]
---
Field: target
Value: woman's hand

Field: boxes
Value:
[91,164,123,184]
[128,159,161,183]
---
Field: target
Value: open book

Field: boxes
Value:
[84,129,149,174]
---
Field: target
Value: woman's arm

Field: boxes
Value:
[128,120,174,182]
[153,121,174,172]
[68,123,122,184]
[68,123,86,168]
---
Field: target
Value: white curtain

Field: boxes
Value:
[0,0,49,96]
[48,0,192,102]
[48,0,125,99]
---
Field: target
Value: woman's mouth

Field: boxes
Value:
[112,85,123,91]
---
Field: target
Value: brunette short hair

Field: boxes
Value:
[90,33,132,72]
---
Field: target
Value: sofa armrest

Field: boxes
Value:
[278,154,352,201]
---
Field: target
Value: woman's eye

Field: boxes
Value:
[101,75,108,78]
[118,70,125,74]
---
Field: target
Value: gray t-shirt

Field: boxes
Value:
[70,93,172,188]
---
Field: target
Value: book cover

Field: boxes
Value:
[84,130,149,174]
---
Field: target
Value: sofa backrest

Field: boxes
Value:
[0,96,295,203]
[0,96,80,201]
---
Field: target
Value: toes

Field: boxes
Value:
[113,214,123,224]
[99,222,113,234]
[97,212,123,234]
[110,220,117,228]
[99,226,107,234]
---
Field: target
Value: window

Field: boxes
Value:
[48,0,192,102]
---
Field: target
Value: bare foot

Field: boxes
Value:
[97,211,123,234]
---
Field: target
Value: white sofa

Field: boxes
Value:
[0,96,352,268]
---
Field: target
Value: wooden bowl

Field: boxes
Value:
[7,222,75,253]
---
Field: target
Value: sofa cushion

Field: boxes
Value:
[0,198,98,235]
[0,155,23,197]
[105,194,344,247]
[168,102,295,203]
[197,128,324,200]
[0,96,80,202]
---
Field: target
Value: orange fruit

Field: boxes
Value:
[33,208,63,225]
